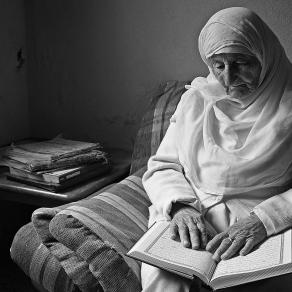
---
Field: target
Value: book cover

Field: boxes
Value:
[127,220,292,290]
[10,137,101,160]
[1,137,108,172]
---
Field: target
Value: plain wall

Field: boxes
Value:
[0,0,30,146]
[26,0,292,150]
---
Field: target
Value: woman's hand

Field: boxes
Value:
[206,213,267,261]
[169,203,207,249]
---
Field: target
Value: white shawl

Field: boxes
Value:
[177,7,292,196]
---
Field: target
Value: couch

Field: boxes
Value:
[10,80,187,292]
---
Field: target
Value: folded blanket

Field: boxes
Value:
[31,173,150,292]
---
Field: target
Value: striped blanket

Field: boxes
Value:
[10,81,187,292]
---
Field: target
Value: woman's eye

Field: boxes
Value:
[214,63,224,70]
[236,61,249,66]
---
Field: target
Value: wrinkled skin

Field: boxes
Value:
[208,53,262,99]
[170,204,267,261]
[206,213,267,261]
[170,204,208,250]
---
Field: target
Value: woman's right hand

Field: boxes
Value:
[169,203,207,250]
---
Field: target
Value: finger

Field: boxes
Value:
[212,238,233,262]
[188,222,200,249]
[196,219,208,248]
[206,233,226,253]
[240,238,255,256]
[178,223,191,248]
[221,238,245,260]
[169,222,179,240]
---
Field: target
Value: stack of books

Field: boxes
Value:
[0,137,111,192]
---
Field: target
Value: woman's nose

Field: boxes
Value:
[222,65,235,87]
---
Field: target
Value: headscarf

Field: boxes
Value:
[177,7,292,197]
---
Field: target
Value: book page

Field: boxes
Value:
[212,229,292,281]
[129,221,217,283]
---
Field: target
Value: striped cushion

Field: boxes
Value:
[30,173,150,292]
[130,80,188,174]
[11,187,115,292]
[10,223,79,292]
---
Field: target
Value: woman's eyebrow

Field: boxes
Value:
[236,56,250,61]
[209,57,223,63]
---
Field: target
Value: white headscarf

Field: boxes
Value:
[178,7,292,196]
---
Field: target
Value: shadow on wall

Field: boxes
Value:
[25,0,292,150]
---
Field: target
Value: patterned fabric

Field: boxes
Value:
[130,80,188,174]
[28,174,150,292]
[10,81,187,292]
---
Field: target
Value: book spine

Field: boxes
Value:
[7,165,111,192]
[43,170,82,184]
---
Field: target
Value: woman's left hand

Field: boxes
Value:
[206,213,267,261]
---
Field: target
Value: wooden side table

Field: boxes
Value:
[0,148,132,207]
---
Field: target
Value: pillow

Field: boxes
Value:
[129,80,188,175]
[31,173,151,292]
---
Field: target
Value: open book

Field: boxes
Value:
[127,220,292,290]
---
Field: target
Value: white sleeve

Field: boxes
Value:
[253,188,292,236]
[142,109,198,220]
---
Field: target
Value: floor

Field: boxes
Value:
[0,260,38,292]
[0,200,38,292]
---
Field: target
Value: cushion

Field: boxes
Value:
[10,223,80,292]
[129,80,188,174]
[11,184,116,292]
[30,173,150,292]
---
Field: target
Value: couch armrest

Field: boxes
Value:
[10,223,81,292]
[27,171,150,292]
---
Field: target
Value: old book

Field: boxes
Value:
[10,137,101,160]
[1,137,108,172]
[7,164,111,192]
[127,220,292,290]
[8,162,110,184]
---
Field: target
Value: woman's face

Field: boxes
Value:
[208,53,262,99]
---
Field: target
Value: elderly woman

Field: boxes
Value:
[141,7,292,292]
